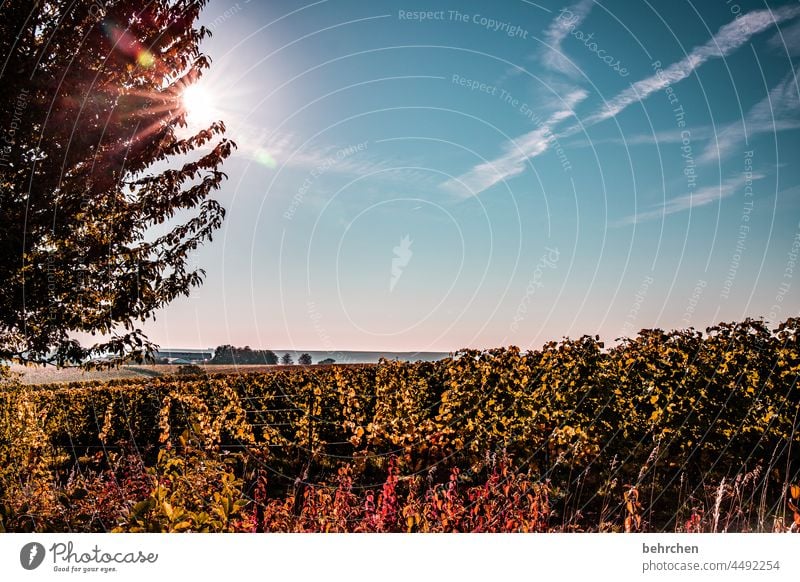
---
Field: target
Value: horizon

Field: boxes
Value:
[149,311,792,354]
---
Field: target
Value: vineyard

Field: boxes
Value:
[1,317,799,532]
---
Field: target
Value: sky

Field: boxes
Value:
[141,0,800,353]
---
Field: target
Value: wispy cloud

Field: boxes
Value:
[441,89,587,196]
[494,1,593,86]
[617,171,765,225]
[234,125,377,174]
[582,5,800,128]
[231,125,438,189]
[565,127,711,148]
[699,73,800,163]
[542,0,594,77]
[446,5,800,197]
[567,74,799,155]
[769,18,800,56]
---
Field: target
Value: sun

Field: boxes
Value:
[181,84,216,126]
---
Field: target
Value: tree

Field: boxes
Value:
[317,358,335,365]
[281,353,293,365]
[0,1,234,367]
[298,353,312,365]
[210,345,278,365]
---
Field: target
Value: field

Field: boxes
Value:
[6,363,358,385]
[1,318,799,533]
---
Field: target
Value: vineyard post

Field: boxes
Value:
[308,383,315,468]
[292,382,314,516]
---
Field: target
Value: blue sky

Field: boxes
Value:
[143,0,800,352]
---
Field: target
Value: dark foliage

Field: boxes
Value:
[210,345,278,365]
[0,0,234,367]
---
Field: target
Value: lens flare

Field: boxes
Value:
[255,149,277,168]
[137,50,155,68]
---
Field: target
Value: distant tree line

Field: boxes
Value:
[211,345,278,365]
[281,352,313,365]
[210,346,319,366]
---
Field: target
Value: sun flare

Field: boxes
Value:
[181,84,216,126]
